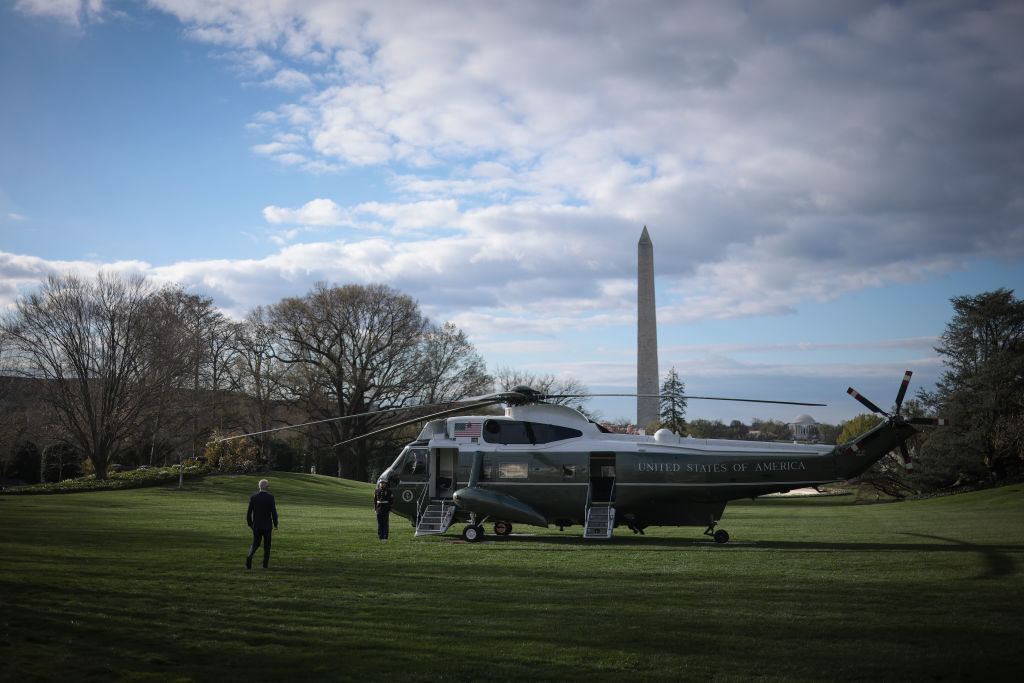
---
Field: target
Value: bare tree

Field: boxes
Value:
[0,333,25,481]
[417,321,492,404]
[493,366,592,416]
[229,306,291,470]
[268,282,429,480]
[1,272,186,479]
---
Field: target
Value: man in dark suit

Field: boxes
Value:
[246,478,279,569]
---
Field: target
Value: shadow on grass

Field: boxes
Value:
[427,531,1022,577]
[902,532,1018,580]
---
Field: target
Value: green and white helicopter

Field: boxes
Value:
[336,370,946,543]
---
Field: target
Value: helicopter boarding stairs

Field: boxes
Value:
[583,478,616,539]
[414,485,456,536]
[414,477,618,539]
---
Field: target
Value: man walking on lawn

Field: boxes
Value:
[246,478,278,569]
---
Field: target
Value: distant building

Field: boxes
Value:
[788,414,819,440]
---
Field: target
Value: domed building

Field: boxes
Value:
[788,414,819,441]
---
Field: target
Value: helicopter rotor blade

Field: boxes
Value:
[899,442,915,475]
[540,393,827,407]
[846,387,888,416]
[847,373,951,430]
[459,389,533,404]
[331,400,501,448]
[907,417,951,426]
[211,409,406,443]
[210,394,496,444]
[894,370,913,413]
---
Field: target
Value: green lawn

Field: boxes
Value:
[2,474,1022,681]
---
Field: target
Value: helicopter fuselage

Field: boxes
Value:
[376,402,914,538]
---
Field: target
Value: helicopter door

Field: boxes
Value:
[433,448,458,499]
[590,452,616,503]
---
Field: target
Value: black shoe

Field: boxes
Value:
[246,556,252,569]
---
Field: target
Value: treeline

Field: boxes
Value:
[655,366,841,443]
[0,273,491,483]
[682,418,841,444]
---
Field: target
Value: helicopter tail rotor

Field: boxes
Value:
[899,443,914,474]
[846,387,887,416]
[845,370,949,474]
[894,370,912,410]
[846,370,949,424]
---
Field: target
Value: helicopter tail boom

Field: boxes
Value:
[832,419,918,480]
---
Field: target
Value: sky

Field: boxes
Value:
[2,0,1023,426]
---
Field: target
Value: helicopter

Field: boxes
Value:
[335,370,947,543]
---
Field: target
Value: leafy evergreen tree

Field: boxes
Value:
[659,367,688,435]
[921,288,1024,483]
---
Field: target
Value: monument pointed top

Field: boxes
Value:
[639,225,651,244]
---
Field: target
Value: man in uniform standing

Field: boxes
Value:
[246,478,279,568]
[373,480,394,540]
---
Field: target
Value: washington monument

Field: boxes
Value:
[637,226,659,427]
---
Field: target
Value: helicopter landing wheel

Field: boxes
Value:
[713,529,730,544]
[494,521,512,536]
[462,524,485,543]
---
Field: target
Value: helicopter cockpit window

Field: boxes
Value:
[388,451,407,472]
[402,448,428,475]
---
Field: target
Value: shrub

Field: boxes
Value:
[205,433,261,473]
[0,464,211,495]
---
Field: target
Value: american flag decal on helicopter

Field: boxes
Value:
[453,421,482,438]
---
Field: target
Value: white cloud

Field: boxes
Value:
[14,0,104,26]
[262,197,463,234]
[662,338,940,357]
[263,198,344,226]
[265,68,313,90]
[0,251,152,309]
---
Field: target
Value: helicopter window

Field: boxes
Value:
[531,423,583,443]
[402,449,428,475]
[482,420,582,445]
[498,462,529,479]
[483,420,532,444]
